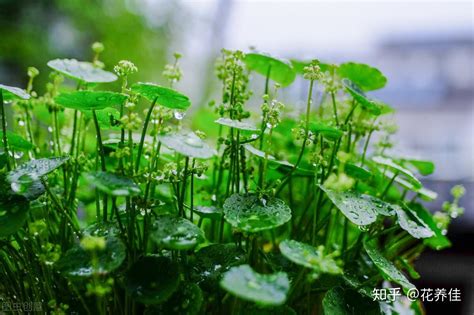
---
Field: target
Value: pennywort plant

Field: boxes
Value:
[0,43,465,315]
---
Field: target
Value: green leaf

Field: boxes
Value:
[342,79,385,115]
[279,240,342,274]
[47,58,117,83]
[320,186,394,226]
[125,256,180,304]
[223,193,292,233]
[393,205,434,239]
[372,156,422,189]
[192,244,246,290]
[84,171,141,196]
[409,203,451,250]
[194,205,222,220]
[345,163,372,181]
[8,157,69,184]
[159,132,216,159]
[131,82,191,110]
[55,91,127,111]
[290,59,333,74]
[309,121,343,141]
[145,282,203,315]
[0,194,29,237]
[0,84,30,100]
[363,239,415,291]
[245,53,296,86]
[56,236,126,278]
[0,131,33,151]
[402,158,435,176]
[243,144,293,167]
[337,62,387,91]
[83,108,121,130]
[215,117,258,131]
[150,214,204,250]
[323,287,382,315]
[220,264,289,306]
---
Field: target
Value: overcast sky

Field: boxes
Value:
[219,0,473,56]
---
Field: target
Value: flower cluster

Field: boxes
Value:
[215,49,251,119]
[114,60,138,78]
[162,52,183,85]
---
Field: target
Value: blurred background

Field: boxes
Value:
[0,0,472,313]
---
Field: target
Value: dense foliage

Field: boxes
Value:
[0,44,465,314]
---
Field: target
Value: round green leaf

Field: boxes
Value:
[215,117,258,131]
[8,157,69,185]
[394,205,434,239]
[56,236,126,278]
[245,53,296,86]
[125,256,180,304]
[0,84,30,100]
[279,240,342,274]
[0,195,29,237]
[320,185,394,226]
[83,108,121,130]
[192,243,246,290]
[150,214,204,250]
[55,91,127,111]
[84,171,141,196]
[131,82,191,110]
[402,158,435,176]
[223,193,291,233]
[145,282,203,315]
[372,156,422,189]
[342,79,384,115]
[159,132,216,159]
[220,264,289,306]
[338,62,387,91]
[309,121,343,141]
[0,131,33,151]
[363,239,415,291]
[323,287,382,315]
[194,205,222,220]
[47,59,117,83]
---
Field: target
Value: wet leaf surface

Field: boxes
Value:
[125,256,180,304]
[372,156,422,189]
[223,193,292,233]
[409,202,451,250]
[131,82,191,110]
[84,171,141,196]
[47,59,117,83]
[55,91,127,111]
[159,132,216,159]
[394,205,434,239]
[215,117,258,131]
[364,239,415,291]
[279,240,342,274]
[150,214,204,250]
[220,264,290,306]
[0,194,29,237]
[56,235,126,278]
[320,186,393,226]
[192,243,246,290]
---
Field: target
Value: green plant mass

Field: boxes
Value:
[0,44,465,315]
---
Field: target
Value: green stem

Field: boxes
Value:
[0,91,10,170]
[135,96,158,173]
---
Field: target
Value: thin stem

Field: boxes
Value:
[0,91,10,170]
[135,96,158,173]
